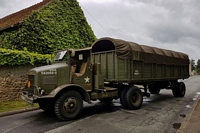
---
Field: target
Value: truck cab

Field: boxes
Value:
[21,47,118,120]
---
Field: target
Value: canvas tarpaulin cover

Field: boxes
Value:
[91,37,189,66]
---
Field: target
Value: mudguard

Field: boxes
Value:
[49,84,91,103]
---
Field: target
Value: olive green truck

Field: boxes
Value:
[21,37,189,120]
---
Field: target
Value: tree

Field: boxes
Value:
[196,59,200,75]
[191,59,196,71]
[197,59,200,68]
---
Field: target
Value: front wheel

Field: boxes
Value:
[125,87,143,110]
[54,90,83,121]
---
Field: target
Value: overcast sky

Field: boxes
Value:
[0,0,199,62]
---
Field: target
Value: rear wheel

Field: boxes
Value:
[120,87,129,109]
[172,82,186,97]
[125,87,143,110]
[54,90,83,121]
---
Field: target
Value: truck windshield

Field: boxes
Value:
[54,50,67,61]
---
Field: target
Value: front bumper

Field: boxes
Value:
[21,91,39,105]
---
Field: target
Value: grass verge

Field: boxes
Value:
[0,100,39,113]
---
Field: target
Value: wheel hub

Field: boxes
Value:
[131,92,140,105]
[132,95,136,102]
[64,98,77,113]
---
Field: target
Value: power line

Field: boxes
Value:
[80,4,114,37]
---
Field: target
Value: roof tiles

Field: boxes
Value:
[0,0,52,29]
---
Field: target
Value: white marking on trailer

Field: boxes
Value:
[134,70,139,75]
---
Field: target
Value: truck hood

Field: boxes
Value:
[29,62,68,74]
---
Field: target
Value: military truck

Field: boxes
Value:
[21,37,189,120]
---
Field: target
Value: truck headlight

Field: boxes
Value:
[28,81,31,88]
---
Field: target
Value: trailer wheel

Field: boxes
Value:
[120,87,129,109]
[99,98,113,104]
[172,82,186,97]
[178,82,186,97]
[125,87,143,110]
[54,90,83,121]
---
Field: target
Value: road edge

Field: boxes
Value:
[0,107,40,117]
[177,96,200,133]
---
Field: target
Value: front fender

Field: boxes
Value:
[49,84,91,103]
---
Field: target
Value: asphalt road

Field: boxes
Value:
[0,76,200,133]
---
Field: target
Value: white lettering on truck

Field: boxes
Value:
[41,69,57,75]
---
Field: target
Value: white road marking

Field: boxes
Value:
[186,105,192,108]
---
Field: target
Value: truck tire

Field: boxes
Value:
[99,98,113,104]
[125,87,143,110]
[172,82,186,97]
[120,87,129,109]
[54,90,83,121]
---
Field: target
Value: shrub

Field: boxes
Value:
[0,48,51,66]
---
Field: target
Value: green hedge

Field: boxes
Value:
[0,0,96,54]
[0,48,51,66]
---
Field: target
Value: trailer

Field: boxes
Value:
[92,37,189,108]
[21,37,189,120]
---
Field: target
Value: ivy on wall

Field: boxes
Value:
[0,0,96,54]
[0,48,51,66]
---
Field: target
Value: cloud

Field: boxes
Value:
[0,0,199,61]
[78,0,200,61]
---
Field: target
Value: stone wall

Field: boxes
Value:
[0,65,34,102]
